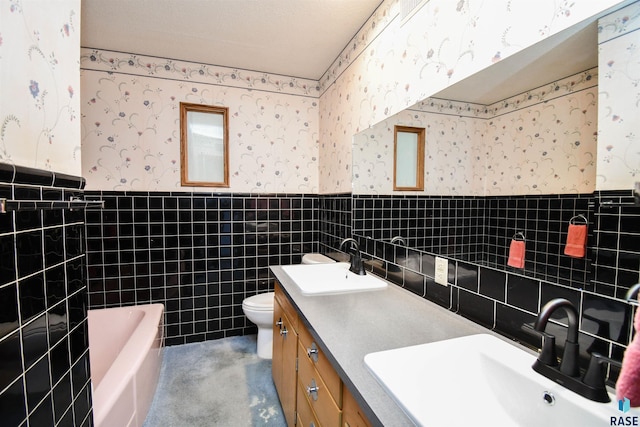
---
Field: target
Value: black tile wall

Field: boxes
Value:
[353,190,640,385]
[0,163,93,427]
[485,194,594,288]
[506,275,540,313]
[353,195,486,260]
[318,193,352,253]
[458,289,495,329]
[455,261,478,292]
[353,193,593,289]
[425,276,452,309]
[479,267,506,302]
[592,190,640,299]
[77,184,638,388]
[84,191,319,346]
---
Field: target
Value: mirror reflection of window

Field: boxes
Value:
[394,125,425,191]
[180,103,229,187]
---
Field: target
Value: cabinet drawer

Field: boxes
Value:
[297,380,321,427]
[342,385,372,427]
[298,321,342,406]
[275,282,299,332]
[298,341,341,427]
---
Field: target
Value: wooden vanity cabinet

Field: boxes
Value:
[273,282,372,427]
[342,385,372,427]
[273,283,299,427]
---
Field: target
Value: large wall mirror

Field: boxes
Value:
[180,102,229,187]
[351,18,607,292]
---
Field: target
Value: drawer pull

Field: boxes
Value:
[275,318,283,329]
[306,379,319,401]
[280,326,288,336]
[306,342,319,362]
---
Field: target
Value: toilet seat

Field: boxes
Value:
[242,292,274,311]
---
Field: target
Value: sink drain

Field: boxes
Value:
[543,391,555,406]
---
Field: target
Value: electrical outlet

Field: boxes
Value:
[435,257,448,286]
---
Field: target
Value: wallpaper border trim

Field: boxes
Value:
[80,48,320,98]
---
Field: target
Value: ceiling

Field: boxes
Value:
[81,0,383,80]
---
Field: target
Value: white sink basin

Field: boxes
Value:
[282,262,387,296]
[365,334,631,426]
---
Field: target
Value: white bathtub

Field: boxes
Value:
[88,304,164,427]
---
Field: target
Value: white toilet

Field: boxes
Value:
[242,292,275,359]
[242,253,335,359]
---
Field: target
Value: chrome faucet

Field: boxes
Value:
[523,298,615,402]
[390,236,406,246]
[339,238,366,275]
[626,283,640,302]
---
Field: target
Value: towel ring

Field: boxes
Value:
[570,214,588,225]
[512,232,526,241]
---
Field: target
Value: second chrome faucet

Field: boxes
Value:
[339,238,366,276]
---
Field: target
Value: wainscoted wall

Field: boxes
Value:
[84,191,319,345]
[353,190,639,382]
[0,164,92,427]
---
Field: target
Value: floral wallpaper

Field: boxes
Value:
[596,1,640,191]
[0,0,81,175]
[318,0,627,194]
[81,49,319,192]
[486,84,598,196]
[353,69,599,196]
[79,0,634,195]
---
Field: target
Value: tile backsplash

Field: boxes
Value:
[0,163,92,427]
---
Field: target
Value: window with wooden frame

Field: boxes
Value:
[393,125,425,191]
[180,102,229,187]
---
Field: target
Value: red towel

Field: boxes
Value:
[617,298,640,406]
[507,239,525,269]
[564,224,587,258]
